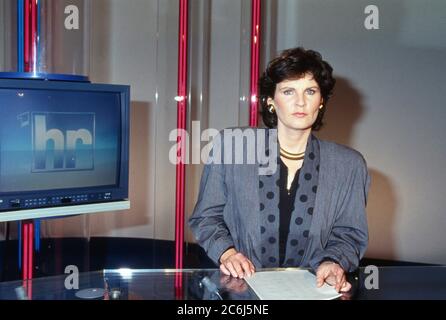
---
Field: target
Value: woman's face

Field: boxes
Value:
[268,73,323,132]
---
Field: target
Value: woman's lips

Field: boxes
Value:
[293,112,307,118]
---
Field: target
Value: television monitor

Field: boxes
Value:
[0,79,130,212]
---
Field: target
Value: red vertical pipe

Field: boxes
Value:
[22,222,28,280]
[175,0,188,291]
[249,0,262,127]
[21,0,38,283]
[21,221,34,281]
[24,0,37,72]
[30,0,37,72]
[28,222,34,281]
[24,0,30,71]
[27,0,37,281]
[22,221,33,298]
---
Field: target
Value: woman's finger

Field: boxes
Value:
[248,260,256,274]
[340,281,352,293]
[335,275,345,292]
[316,268,329,287]
[240,259,253,277]
[335,269,345,292]
[226,261,239,278]
[232,258,245,278]
[220,264,231,276]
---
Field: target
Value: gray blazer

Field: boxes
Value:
[188,128,371,272]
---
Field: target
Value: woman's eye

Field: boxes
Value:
[283,89,294,95]
[306,89,316,95]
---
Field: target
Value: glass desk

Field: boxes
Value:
[0,266,445,300]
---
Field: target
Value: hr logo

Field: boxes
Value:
[30,112,95,172]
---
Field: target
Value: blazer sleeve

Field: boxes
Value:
[188,137,234,266]
[310,156,371,273]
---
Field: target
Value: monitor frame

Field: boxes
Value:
[0,78,130,213]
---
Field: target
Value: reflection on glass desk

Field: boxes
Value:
[0,269,257,300]
[0,266,445,300]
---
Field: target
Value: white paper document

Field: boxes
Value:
[244,270,342,300]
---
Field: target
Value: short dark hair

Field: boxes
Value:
[259,47,336,130]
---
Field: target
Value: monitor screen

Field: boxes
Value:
[0,88,122,193]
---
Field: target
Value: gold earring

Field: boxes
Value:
[319,105,324,110]
[268,104,275,114]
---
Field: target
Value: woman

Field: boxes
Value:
[189,47,371,293]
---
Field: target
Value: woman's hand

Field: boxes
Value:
[219,248,256,279]
[316,261,352,293]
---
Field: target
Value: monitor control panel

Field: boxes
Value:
[3,192,113,210]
